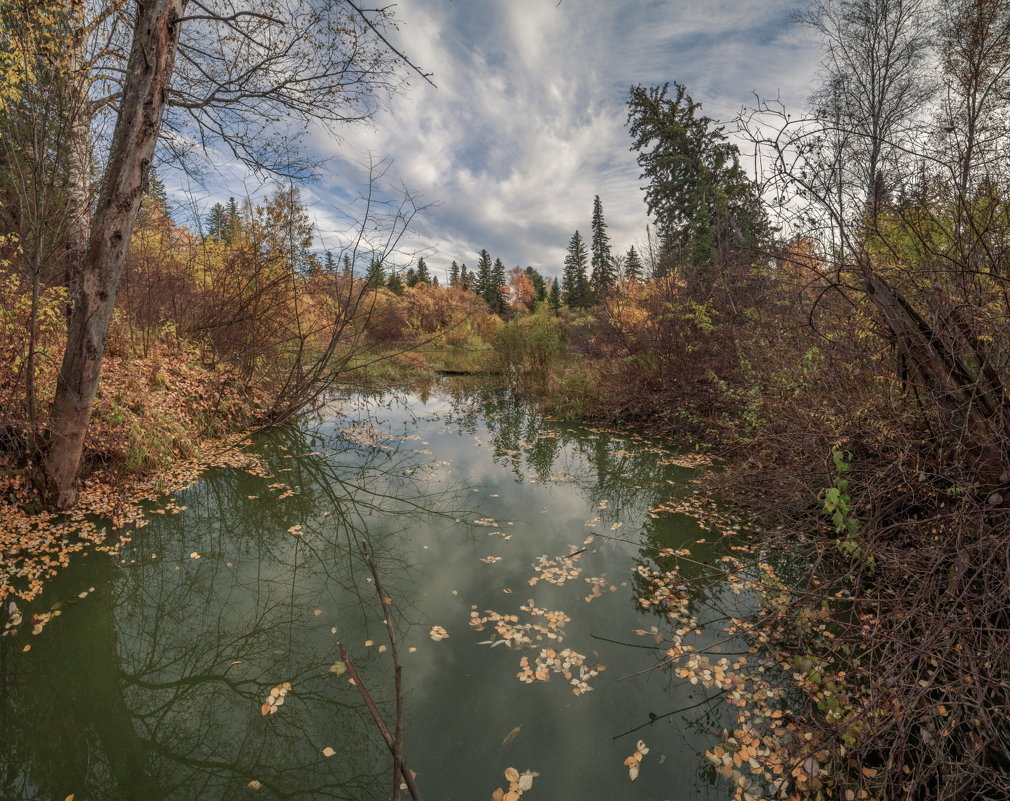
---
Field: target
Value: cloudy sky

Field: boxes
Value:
[196,1,824,280]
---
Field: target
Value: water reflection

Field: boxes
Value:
[2,382,749,800]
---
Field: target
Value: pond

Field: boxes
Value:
[0,380,752,801]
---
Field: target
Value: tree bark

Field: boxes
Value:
[43,0,186,508]
[63,0,92,294]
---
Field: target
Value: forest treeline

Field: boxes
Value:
[4,0,1010,798]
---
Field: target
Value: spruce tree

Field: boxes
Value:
[364,259,386,290]
[460,263,472,292]
[448,260,460,287]
[415,257,431,284]
[590,195,615,297]
[224,197,241,244]
[206,203,228,239]
[140,168,170,224]
[405,267,418,287]
[386,271,405,295]
[562,230,590,308]
[627,83,769,294]
[524,266,548,306]
[490,258,507,313]
[342,254,354,278]
[548,279,561,312]
[323,250,337,272]
[476,249,493,306]
[624,246,643,283]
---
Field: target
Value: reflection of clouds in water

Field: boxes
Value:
[3,383,739,801]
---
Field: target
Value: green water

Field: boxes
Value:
[1,382,748,801]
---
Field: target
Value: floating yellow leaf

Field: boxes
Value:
[247,779,262,790]
[322,746,336,757]
[329,661,347,675]
[429,625,449,641]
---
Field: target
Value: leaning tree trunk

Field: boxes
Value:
[863,265,1010,488]
[43,0,186,508]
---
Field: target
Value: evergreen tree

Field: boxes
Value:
[562,230,590,308]
[524,266,548,306]
[386,271,405,295]
[490,257,507,313]
[140,168,170,224]
[460,263,472,292]
[323,250,337,272]
[476,249,493,306]
[206,203,228,239]
[224,197,241,244]
[415,257,431,284]
[205,197,242,244]
[548,278,561,312]
[448,260,460,287]
[627,83,769,294]
[342,254,354,278]
[364,258,386,290]
[432,274,440,287]
[405,267,418,287]
[624,246,643,283]
[590,195,615,297]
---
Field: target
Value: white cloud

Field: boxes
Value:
[299,0,823,280]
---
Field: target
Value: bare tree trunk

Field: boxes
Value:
[43,0,186,508]
[25,265,40,424]
[63,0,92,293]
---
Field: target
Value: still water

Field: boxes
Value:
[1,381,749,800]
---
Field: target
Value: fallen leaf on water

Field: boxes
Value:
[189,552,200,559]
[429,625,449,641]
[378,644,387,653]
[364,639,374,647]
[408,646,417,653]
[624,739,649,780]
[502,725,521,745]
[322,747,336,757]
[260,682,291,715]
[329,661,347,675]
[247,780,262,790]
[313,609,322,616]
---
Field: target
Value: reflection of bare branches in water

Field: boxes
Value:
[0,409,475,801]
